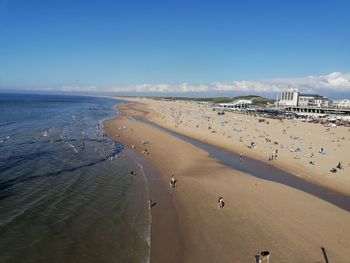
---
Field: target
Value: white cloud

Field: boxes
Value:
[110,84,171,93]
[60,72,350,94]
[110,83,209,93]
[61,86,97,92]
[211,72,350,94]
[212,81,283,93]
[178,83,209,92]
[266,72,350,92]
[320,72,350,89]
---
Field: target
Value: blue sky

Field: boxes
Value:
[0,0,349,96]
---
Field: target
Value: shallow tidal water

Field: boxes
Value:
[0,94,150,263]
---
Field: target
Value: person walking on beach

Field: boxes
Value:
[170,175,177,188]
[255,252,261,263]
[260,251,270,263]
[239,153,243,161]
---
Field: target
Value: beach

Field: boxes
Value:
[105,99,350,262]
[121,97,350,196]
[3,0,350,262]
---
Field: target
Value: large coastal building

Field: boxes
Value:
[332,99,350,108]
[277,89,350,117]
[277,89,330,108]
[277,89,299,107]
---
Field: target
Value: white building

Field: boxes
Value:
[217,99,252,109]
[332,99,350,108]
[298,94,330,107]
[278,89,330,108]
[277,89,299,107]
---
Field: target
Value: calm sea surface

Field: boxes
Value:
[0,93,150,263]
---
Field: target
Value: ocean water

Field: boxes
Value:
[0,93,150,263]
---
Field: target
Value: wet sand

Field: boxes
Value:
[125,149,183,263]
[105,102,350,263]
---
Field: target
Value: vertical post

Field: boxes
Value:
[321,247,329,263]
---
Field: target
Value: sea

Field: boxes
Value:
[0,93,150,263]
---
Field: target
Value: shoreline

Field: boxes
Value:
[125,148,183,263]
[104,118,183,263]
[105,101,350,262]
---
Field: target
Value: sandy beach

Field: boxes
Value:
[105,99,350,262]
[4,0,350,262]
[121,97,350,196]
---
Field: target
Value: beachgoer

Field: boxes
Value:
[337,161,343,169]
[239,153,243,161]
[261,251,270,263]
[218,197,225,208]
[170,175,177,188]
[255,252,260,263]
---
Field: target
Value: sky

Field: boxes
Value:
[0,0,349,98]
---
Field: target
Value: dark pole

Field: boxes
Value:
[321,247,329,263]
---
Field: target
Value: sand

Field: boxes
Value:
[105,100,350,263]
[121,97,350,196]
